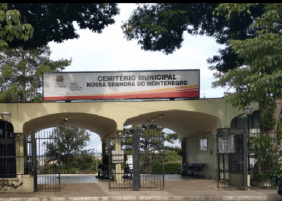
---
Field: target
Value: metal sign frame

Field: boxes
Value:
[43,69,200,101]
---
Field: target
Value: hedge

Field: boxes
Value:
[164,162,181,174]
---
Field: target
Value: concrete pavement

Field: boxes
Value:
[0,175,281,201]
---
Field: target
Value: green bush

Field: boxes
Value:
[164,162,181,174]
[69,168,79,174]
[150,159,181,174]
[270,166,282,184]
[253,171,268,183]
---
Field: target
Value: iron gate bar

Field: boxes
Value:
[108,128,164,191]
[216,128,281,190]
[133,127,140,191]
[32,130,61,192]
[32,132,37,192]
[243,129,248,190]
[217,129,247,190]
[108,135,133,190]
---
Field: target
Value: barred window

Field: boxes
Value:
[200,139,207,151]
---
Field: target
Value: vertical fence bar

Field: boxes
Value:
[133,128,139,191]
[162,135,164,190]
[32,132,37,192]
[108,139,111,190]
[244,130,248,190]
[58,130,61,191]
[216,131,220,189]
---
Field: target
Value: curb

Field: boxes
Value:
[0,196,282,201]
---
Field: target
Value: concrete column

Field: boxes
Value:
[115,130,122,183]
[181,137,187,174]
[16,133,24,178]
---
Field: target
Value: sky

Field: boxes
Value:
[46,4,228,153]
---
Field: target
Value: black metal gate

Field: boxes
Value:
[217,129,247,190]
[0,121,16,178]
[139,131,164,190]
[28,130,61,191]
[108,128,164,191]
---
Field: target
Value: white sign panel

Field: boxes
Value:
[111,150,124,164]
[218,135,235,154]
[43,70,199,100]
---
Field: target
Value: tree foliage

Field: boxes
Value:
[45,126,91,168]
[6,3,119,49]
[212,4,282,106]
[0,3,33,51]
[121,124,178,152]
[0,45,71,102]
[122,3,267,72]
[212,3,282,150]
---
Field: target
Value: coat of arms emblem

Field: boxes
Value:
[56,75,64,82]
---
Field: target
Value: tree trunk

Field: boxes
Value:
[259,99,282,151]
[259,102,268,134]
[22,81,26,103]
[269,98,282,152]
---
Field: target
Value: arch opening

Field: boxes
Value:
[123,110,221,180]
[23,112,118,140]
[124,110,221,139]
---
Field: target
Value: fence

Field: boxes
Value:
[217,128,281,190]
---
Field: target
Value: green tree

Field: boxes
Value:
[122,124,178,152]
[212,3,282,151]
[45,126,91,169]
[75,153,96,171]
[164,150,181,162]
[122,3,267,72]
[0,3,33,51]
[0,45,71,102]
[6,3,119,49]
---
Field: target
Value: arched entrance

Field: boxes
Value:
[22,113,118,192]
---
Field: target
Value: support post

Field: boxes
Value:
[216,131,220,189]
[4,121,7,178]
[115,131,122,183]
[16,133,24,178]
[32,132,37,192]
[181,138,187,175]
[133,128,140,191]
[244,118,249,190]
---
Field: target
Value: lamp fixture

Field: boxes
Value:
[1,112,11,121]
[146,114,164,123]
[243,106,254,115]
[63,117,69,123]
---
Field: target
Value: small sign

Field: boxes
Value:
[218,135,235,153]
[111,150,124,163]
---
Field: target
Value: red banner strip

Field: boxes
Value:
[44,90,199,100]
